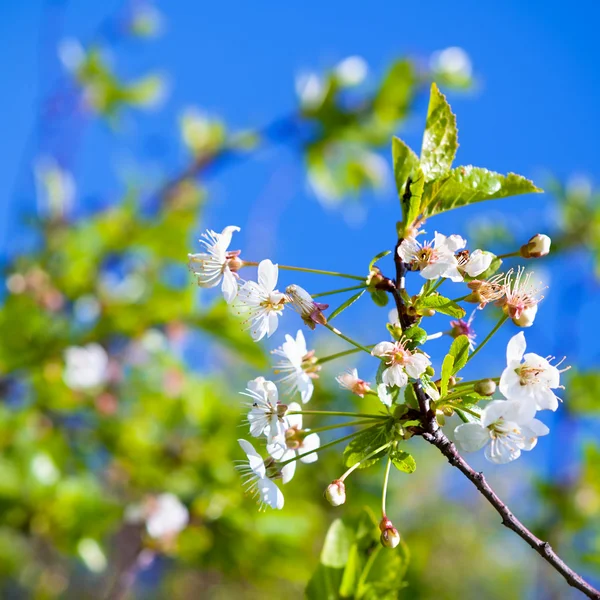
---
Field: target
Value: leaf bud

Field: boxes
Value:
[520,234,551,259]
[474,379,496,396]
[325,480,346,507]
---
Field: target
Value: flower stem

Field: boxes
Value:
[453,376,500,389]
[426,277,446,295]
[243,261,364,281]
[287,410,388,419]
[340,441,392,482]
[324,323,372,355]
[465,314,508,365]
[307,419,384,434]
[381,457,393,516]
[315,347,363,365]
[278,423,383,466]
[496,250,520,260]
[312,284,367,298]
[451,295,468,303]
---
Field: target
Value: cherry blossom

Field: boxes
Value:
[500,267,545,327]
[398,232,465,282]
[499,332,566,421]
[237,259,287,341]
[272,330,319,403]
[236,439,284,510]
[63,343,109,390]
[454,400,549,464]
[242,377,288,442]
[371,340,430,388]
[188,225,242,303]
[457,249,493,278]
[336,368,371,397]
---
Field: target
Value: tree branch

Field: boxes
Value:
[413,382,600,599]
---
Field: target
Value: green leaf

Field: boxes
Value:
[329,290,366,321]
[368,250,392,272]
[339,544,362,597]
[392,136,420,221]
[448,335,470,374]
[403,325,427,349]
[418,294,465,318]
[343,426,388,469]
[440,354,455,397]
[420,83,458,182]
[421,166,542,218]
[566,371,600,413]
[357,540,410,599]
[370,289,389,307]
[321,519,353,568]
[390,449,416,474]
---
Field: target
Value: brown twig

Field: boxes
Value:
[412,381,600,599]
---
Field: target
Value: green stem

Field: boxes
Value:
[381,457,393,516]
[451,295,468,303]
[324,323,372,355]
[304,419,385,434]
[455,409,470,423]
[312,284,367,298]
[427,278,446,295]
[287,410,387,419]
[340,441,392,482]
[315,347,363,365]
[279,423,382,467]
[496,251,520,260]
[448,404,481,418]
[465,314,508,365]
[243,261,364,281]
[453,376,500,389]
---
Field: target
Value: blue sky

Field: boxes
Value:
[1,1,600,569]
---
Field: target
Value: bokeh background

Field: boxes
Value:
[0,1,599,598]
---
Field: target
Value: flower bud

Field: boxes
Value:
[520,234,551,259]
[474,379,496,396]
[511,303,538,328]
[380,525,401,549]
[285,284,329,330]
[325,480,346,507]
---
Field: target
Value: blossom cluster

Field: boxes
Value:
[188,223,559,514]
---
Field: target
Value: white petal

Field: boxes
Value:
[259,477,284,508]
[297,374,314,404]
[266,311,279,338]
[464,249,493,277]
[420,263,446,280]
[371,341,395,357]
[295,329,308,355]
[444,234,466,252]
[300,433,321,463]
[454,422,490,452]
[382,365,407,388]
[485,439,521,464]
[221,268,238,303]
[280,461,296,484]
[531,387,559,412]
[285,402,303,429]
[523,354,560,388]
[377,383,393,407]
[506,332,526,364]
[405,353,430,378]
[258,259,278,292]
[481,399,521,427]
[238,439,265,478]
[217,225,241,251]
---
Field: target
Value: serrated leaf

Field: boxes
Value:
[418,294,465,318]
[390,449,416,474]
[448,335,470,374]
[392,137,420,223]
[329,289,366,321]
[422,165,542,217]
[343,426,388,469]
[420,83,458,182]
[403,325,427,348]
[440,354,455,397]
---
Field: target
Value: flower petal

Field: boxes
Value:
[258,259,278,292]
[506,332,526,364]
[454,422,490,452]
[238,439,265,478]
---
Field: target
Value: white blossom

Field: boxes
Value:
[63,343,109,390]
[458,249,493,278]
[125,493,189,539]
[237,259,287,341]
[236,439,284,510]
[500,267,545,327]
[499,332,565,421]
[398,232,465,282]
[522,234,551,258]
[371,341,430,388]
[267,419,321,484]
[241,377,288,442]
[335,56,368,86]
[454,400,549,464]
[272,330,317,403]
[188,225,241,303]
[336,368,371,398]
